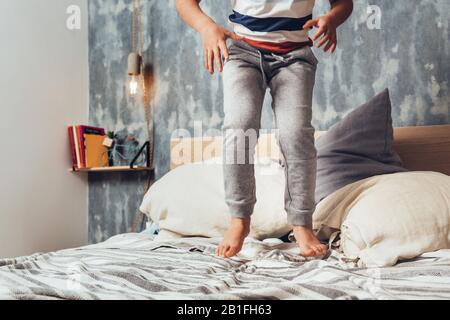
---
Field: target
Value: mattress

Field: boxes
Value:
[1,233,450,300]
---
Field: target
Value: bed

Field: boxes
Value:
[1,125,449,300]
[1,234,450,300]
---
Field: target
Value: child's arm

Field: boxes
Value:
[303,0,354,53]
[175,0,243,74]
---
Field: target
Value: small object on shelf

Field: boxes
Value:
[105,131,118,166]
[108,134,140,166]
[103,137,114,148]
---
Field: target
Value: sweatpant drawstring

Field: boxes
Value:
[271,52,289,63]
[257,50,267,85]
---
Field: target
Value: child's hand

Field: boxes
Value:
[303,15,337,53]
[199,23,243,74]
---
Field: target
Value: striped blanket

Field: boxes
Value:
[1,233,450,300]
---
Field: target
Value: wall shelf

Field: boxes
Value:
[71,140,153,174]
[72,166,154,173]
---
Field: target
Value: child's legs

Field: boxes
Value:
[269,58,317,227]
[222,58,266,219]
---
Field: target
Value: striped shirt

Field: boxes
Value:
[229,0,315,53]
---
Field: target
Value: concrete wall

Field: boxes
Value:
[0,0,89,257]
[88,0,450,243]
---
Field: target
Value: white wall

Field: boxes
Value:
[0,0,89,258]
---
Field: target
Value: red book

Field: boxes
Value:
[76,125,106,168]
[68,126,78,170]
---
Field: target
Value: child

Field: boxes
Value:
[176,0,353,258]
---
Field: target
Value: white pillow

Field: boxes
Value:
[139,158,292,240]
[314,171,450,267]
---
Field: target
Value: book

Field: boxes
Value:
[84,134,109,168]
[72,126,82,169]
[68,126,78,170]
[77,125,105,168]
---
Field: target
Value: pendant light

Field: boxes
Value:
[128,0,142,96]
[128,53,141,96]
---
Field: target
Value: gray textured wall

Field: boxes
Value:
[88,0,450,243]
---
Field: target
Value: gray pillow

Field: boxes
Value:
[315,89,407,203]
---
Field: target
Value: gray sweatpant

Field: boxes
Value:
[222,40,318,227]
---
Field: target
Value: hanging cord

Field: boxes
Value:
[137,0,154,191]
[138,0,154,171]
[131,0,136,55]
[131,0,155,232]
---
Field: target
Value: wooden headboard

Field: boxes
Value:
[393,125,450,175]
[170,125,450,175]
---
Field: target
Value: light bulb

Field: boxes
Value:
[129,75,139,96]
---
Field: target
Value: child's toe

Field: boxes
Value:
[225,245,240,258]
[217,244,226,257]
[300,247,316,257]
[316,244,328,256]
[222,245,230,257]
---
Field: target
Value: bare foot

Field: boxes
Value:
[216,218,250,258]
[293,225,328,257]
